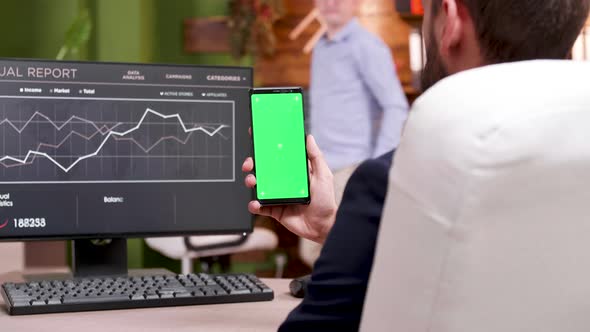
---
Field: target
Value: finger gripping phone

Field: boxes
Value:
[250,87,311,205]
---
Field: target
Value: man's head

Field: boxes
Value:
[315,0,361,32]
[421,0,590,91]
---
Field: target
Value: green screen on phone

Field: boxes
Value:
[251,91,309,202]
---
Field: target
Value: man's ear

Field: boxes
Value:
[439,0,464,58]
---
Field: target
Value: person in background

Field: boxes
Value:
[243,0,590,330]
[300,0,410,267]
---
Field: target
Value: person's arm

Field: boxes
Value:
[279,151,394,332]
[243,135,338,244]
[358,41,409,158]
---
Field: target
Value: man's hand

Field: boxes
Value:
[243,135,338,244]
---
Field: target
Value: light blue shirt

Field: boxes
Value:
[310,18,409,171]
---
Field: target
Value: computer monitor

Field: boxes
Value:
[0,58,253,276]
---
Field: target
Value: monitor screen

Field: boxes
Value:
[0,59,253,240]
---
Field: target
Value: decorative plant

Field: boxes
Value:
[56,9,92,60]
[227,0,286,60]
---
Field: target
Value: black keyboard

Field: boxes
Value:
[1,273,274,315]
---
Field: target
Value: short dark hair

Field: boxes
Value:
[432,0,590,63]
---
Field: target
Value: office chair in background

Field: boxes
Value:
[146,227,282,276]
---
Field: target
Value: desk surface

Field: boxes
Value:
[0,270,301,332]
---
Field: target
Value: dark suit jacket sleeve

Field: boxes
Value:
[279,151,394,332]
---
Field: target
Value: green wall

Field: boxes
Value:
[0,0,80,59]
[86,0,251,66]
[0,0,250,66]
[88,0,153,63]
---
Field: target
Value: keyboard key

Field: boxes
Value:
[10,298,34,305]
[47,298,62,305]
[62,294,130,304]
[9,290,30,297]
[202,288,216,296]
[11,300,32,307]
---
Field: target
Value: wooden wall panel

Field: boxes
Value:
[254,0,316,87]
[0,243,24,274]
[25,241,67,268]
[184,17,231,53]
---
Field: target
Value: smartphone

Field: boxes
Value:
[250,87,310,205]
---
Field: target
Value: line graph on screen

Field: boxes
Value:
[0,97,235,183]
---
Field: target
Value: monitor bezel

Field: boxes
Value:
[0,57,254,241]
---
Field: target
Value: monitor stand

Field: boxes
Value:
[21,239,173,281]
[72,238,128,278]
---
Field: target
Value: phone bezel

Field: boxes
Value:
[249,87,311,206]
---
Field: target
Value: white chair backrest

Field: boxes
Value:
[361,60,590,332]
